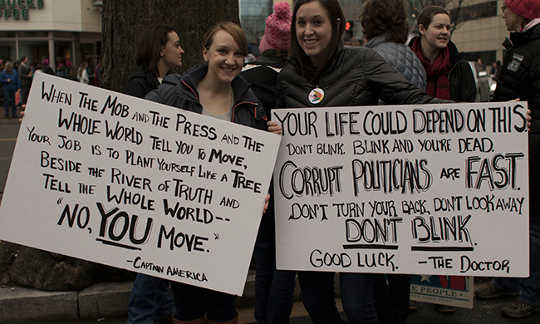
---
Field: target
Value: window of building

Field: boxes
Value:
[451,1,497,23]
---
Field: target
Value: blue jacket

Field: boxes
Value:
[0,70,19,91]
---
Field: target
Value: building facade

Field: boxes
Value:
[450,0,506,65]
[0,0,102,71]
[239,0,273,48]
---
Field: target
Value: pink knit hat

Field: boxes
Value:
[504,0,540,20]
[259,2,292,54]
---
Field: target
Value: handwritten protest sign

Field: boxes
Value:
[0,72,281,295]
[273,103,529,277]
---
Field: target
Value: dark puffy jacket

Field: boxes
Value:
[278,45,443,108]
[124,66,160,99]
[493,23,540,223]
[494,23,540,132]
[365,35,427,91]
[241,50,287,115]
[145,64,266,130]
[240,50,287,243]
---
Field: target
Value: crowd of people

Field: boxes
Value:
[12,0,540,323]
[0,56,101,118]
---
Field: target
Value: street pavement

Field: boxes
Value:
[0,116,20,195]
[1,279,539,324]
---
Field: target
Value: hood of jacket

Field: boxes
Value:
[127,66,160,89]
[509,23,540,48]
[146,64,265,123]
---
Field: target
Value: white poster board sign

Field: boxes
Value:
[273,103,529,277]
[0,72,281,295]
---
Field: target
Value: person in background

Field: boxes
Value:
[125,25,184,324]
[40,58,55,75]
[409,6,476,103]
[0,62,20,118]
[475,0,540,318]
[409,5,477,313]
[278,0,445,323]
[241,3,296,323]
[56,62,68,79]
[146,21,281,324]
[18,56,33,105]
[491,60,502,80]
[78,61,89,84]
[362,0,426,91]
[94,59,103,87]
[360,0,426,322]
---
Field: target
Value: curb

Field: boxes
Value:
[0,270,279,323]
[0,286,78,323]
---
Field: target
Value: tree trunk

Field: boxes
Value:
[101,0,239,92]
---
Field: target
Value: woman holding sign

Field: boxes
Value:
[277,0,444,323]
[146,21,280,324]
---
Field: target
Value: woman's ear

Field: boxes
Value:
[418,24,426,36]
[202,47,209,62]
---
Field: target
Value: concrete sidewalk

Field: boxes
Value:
[0,271,265,323]
[1,275,539,324]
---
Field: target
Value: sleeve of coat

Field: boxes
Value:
[449,61,477,102]
[124,79,146,99]
[362,49,449,105]
[528,55,540,130]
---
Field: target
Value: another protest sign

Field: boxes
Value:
[273,102,528,277]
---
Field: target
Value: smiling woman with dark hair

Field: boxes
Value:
[278,0,446,323]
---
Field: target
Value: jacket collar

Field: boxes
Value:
[181,64,258,106]
[510,22,540,46]
[290,41,345,83]
[364,35,387,48]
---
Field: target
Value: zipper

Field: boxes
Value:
[231,101,258,122]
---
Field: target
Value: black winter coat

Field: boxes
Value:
[124,66,160,99]
[240,50,287,241]
[278,45,443,108]
[494,23,540,222]
[241,50,287,116]
[145,64,266,130]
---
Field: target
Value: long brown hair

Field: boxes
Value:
[136,25,177,77]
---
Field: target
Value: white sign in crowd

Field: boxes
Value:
[0,72,281,295]
[0,72,529,296]
[272,103,529,278]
